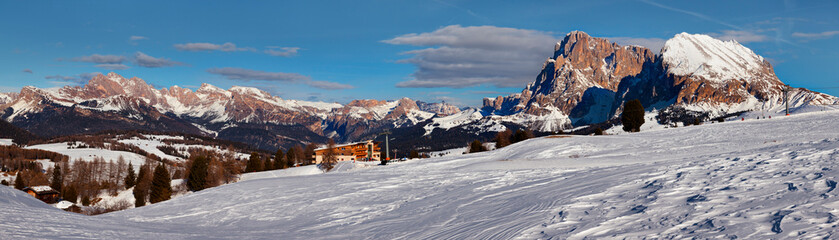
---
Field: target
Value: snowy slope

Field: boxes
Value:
[4,110,839,239]
[661,32,768,82]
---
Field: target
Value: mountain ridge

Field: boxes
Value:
[1,31,836,150]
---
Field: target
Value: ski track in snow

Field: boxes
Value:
[3,110,839,239]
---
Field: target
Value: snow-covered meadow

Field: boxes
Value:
[3,109,839,239]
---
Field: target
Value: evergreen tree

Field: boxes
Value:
[50,164,62,194]
[263,156,273,171]
[14,171,25,190]
[187,155,209,192]
[469,140,487,153]
[245,153,262,173]
[124,162,136,189]
[304,143,317,165]
[621,99,645,132]
[286,147,298,167]
[149,164,172,204]
[274,149,286,169]
[512,129,533,143]
[63,185,78,203]
[409,150,420,159]
[321,139,337,171]
[133,164,150,207]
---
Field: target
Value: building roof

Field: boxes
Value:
[23,186,59,194]
[314,140,379,151]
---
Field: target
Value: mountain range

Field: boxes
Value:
[1,31,836,151]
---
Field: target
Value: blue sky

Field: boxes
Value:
[2,0,838,107]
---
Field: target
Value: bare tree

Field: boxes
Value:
[320,139,337,172]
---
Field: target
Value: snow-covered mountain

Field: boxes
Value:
[481,31,838,132]
[0,72,460,149]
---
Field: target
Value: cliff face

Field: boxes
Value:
[483,31,656,128]
[485,31,838,131]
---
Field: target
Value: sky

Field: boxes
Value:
[1,0,838,107]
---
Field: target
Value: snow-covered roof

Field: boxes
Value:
[24,186,58,194]
[314,140,377,151]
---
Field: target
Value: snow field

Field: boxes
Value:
[1,110,839,238]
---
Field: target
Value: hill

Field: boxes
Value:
[3,108,839,238]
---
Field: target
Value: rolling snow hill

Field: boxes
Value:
[3,109,839,239]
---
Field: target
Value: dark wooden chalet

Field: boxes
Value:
[22,186,60,204]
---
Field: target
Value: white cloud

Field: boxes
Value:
[70,54,126,64]
[174,42,253,52]
[710,30,768,43]
[792,31,839,39]
[207,67,353,90]
[94,64,130,70]
[305,80,354,90]
[207,67,310,81]
[44,72,102,85]
[264,47,300,57]
[133,52,184,68]
[384,25,559,88]
[129,36,148,45]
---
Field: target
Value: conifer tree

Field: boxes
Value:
[246,153,262,173]
[149,164,172,204]
[409,150,420,159]
[63,185,78,203]
[50,165,62,193]
[187,155,209,192]
[512,129,533,143]
[274,149,286,169]
[125,162,136,189]
[133,164,150,207]
[263,156,273,171]
[14,171,25,190]
[621,99,645,132]
[286,147,298,167]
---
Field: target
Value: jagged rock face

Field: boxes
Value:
[484,31,656,127]
[486,31,838,131]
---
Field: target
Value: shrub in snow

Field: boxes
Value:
[621,99,645,132]
[468,140,487,153]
